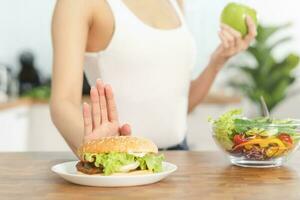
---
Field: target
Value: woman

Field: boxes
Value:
[50,0,256,155]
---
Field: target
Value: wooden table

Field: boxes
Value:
[1,151,299,200]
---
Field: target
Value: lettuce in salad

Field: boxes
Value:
[209,109,300,150]
[209,109,242,150]
[84,152,164,175]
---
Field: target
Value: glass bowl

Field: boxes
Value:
[212,116,300,168]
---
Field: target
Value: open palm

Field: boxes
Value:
[82,79,131,143]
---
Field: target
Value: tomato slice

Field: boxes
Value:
[278,133,293,144]
[233,135,247,145]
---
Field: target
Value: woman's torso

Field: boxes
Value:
[84,0,196,148]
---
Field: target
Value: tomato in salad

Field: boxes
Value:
[233,135,247,145]
[209,109,300,161]
[278,133,293,144]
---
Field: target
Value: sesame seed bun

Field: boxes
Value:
[77,136,158,161]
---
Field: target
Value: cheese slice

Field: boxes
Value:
[118,161,140,172]
[128,152,147,157]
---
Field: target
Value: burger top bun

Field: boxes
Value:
[77,136,158,160]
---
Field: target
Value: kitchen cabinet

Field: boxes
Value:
[28,104,70,151]
[0,106,29,151]
[0,100,70,152]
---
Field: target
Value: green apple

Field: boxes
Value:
[221,2,258,37]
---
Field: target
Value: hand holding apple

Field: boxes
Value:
[221,3,258,37]
[208,3,258,71]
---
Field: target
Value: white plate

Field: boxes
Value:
[51,161,177,187]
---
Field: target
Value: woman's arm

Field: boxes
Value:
[188,17,257,112]
[50,0,93,154]
[50,1,131,156]
[176,0,184,11]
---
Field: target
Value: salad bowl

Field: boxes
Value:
[210,110,300,168]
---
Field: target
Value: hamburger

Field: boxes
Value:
[76,136,164,175]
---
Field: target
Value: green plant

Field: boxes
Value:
[22,85,51,100]
[229,23,300,115]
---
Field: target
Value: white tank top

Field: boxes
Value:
[84,0,197,148]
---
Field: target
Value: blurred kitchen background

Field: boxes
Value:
[0,0,299,152]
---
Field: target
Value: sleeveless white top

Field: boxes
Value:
[84,0,197,148]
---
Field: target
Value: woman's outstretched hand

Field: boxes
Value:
[210,15,257,70]
[82,79,131,143]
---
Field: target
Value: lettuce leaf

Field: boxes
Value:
[209,109,242,150]
[83,152,164,175]
[234,117,298,136]
[138,154,164,172]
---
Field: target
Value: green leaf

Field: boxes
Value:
[209,109,242,150]
[141,154,165,172]
[271,53,300,74]
[240,66,256,76]
[256,23,292,43]
[234,117,298,135]
[267,79,289,110]
[84,152,164,175]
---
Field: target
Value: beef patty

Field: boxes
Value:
[76,161,103,174]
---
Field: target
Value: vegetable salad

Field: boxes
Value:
[210,110,300,160]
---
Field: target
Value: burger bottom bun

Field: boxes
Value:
[76,170,153,176]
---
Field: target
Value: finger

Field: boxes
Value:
[235,36,245,51]
[246,15,257,36]
[90,86,101,128]
[239,41,249,51]
[244,15,257,43]
[221,29,235,48]
[96,79,108,122]
[119,124,131,136]
[221,24,242,39]
[221,24,243,49]
[223,29,235,47]
[105,84,118,122]
[83,102,93,136]
[218,31,229,48]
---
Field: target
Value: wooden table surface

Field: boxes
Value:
[1,151,300,200]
